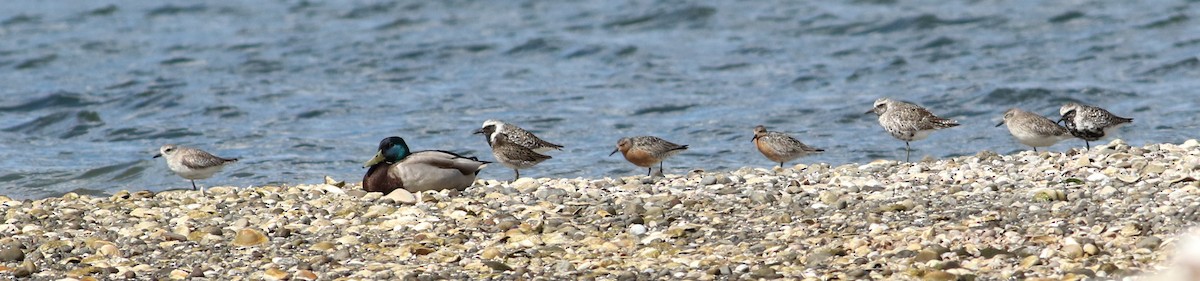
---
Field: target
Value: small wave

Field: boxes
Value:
[602,6,716,31]
[14,54,57,70]
[1141,57,1200,77]
[848,14,1006,35]
[0,92,97,112]
[375,18,423,31]
[633,104,696,116]
[505,38,562,55]
[2,14,40,26]
[146,4,207,17]
[84,5,119,17]
[341,2,394,19]
[1048,11,1085,23]
[1139,14,1188,29]
[4,111,105,139]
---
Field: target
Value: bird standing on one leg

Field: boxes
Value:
[154,144,238,190]
[474,120,561,180]
[486,133,552,181]
[1057,102,1133,150]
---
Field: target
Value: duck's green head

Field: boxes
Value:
[363,136,411,168]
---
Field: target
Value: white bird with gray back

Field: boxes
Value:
[153,144,238,190]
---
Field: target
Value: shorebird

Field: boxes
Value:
[362,136,490,194]
[866,98,960,162]
[609,136,688,176]
[752,125,824,168]
[996,108,1073,152]
[487,132,552,181]
[1058,102,1133,150]
[154,144,238,190]
[474,119,563,153]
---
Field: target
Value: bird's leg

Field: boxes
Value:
[191,180,198,191]
[1033,147,1038,152]
[905,141,911,162]
[514,169,520,182]
[779,162,784,168]
[1085,141,1091,150]
[646,167,652,176]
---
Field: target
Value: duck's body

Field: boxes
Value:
[362,137,489,194]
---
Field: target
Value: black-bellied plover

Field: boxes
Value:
[154,144,238,190]
[1058,102,1133,150]
[487,132,552,181]
[996,108,1073,152]
[866,98,960,161]
[609,136,688,176]
[752,125,824,168]
[362,136,490,193]
[474,119,563,153]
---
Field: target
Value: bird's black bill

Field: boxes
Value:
[608,148,619,156]
[472,129,485,135]
[153,154,162,158]
[994,121,1004,127]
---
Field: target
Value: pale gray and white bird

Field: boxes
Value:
[154,144,238,190]
[488,133,552,181]
[1058,102,1133,150]
[474,119,563,153]
[996,108,1073,152]
[752,125,824,168]
[866,98,959,162]
[609,136,688,176]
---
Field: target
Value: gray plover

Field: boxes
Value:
[154,144,238,190]
[866,98,960,161]
[362,136,490,194]
[609,136,688,176]
[1058,102,1133,150]
[752,125,824,168]
[474,119,563,153]
[996,108,1073,152]
[487,132,552,181]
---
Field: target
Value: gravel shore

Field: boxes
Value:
[2,139,1198,280]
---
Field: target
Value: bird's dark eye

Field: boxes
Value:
[165,148,173,152]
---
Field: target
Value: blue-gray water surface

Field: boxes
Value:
[1,0,1198,199]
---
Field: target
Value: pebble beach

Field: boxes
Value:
[2,139,1199,280]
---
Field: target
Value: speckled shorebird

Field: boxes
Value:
[1058,102,1133,150]
[996,108,1073,152]
[487,132,552,181]
[474,119,563,153]
[867,98,960,162]
[153,144,238,190]
[609,136,688,176]
[362,136,490,194]
[752,125,824,168]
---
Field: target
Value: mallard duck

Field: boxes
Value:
[362,136,490,193]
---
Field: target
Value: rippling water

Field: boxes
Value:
[1,0,1197,199]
